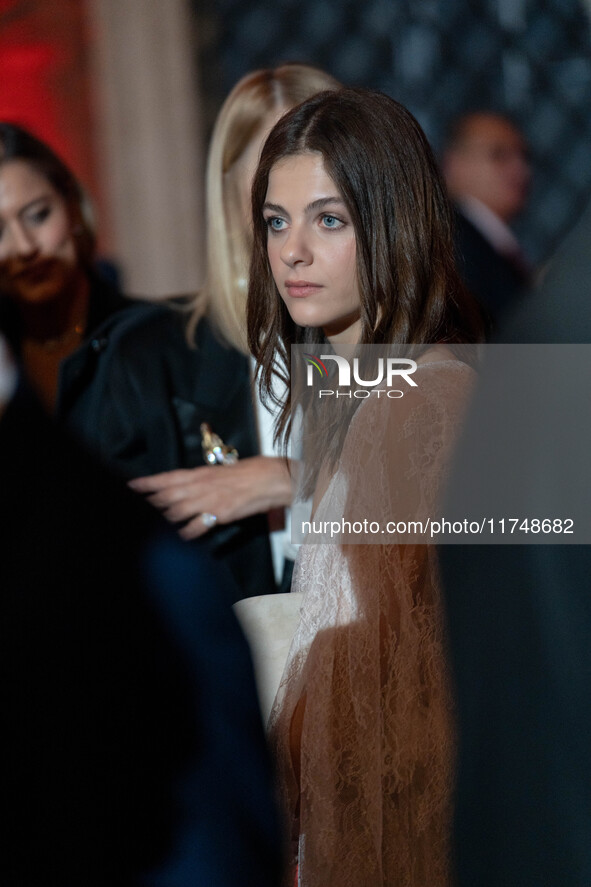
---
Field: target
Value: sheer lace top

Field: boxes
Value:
[268,359,474,887]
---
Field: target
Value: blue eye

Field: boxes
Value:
[266,217,286,232]
[321,214,343,229]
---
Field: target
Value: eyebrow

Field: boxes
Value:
[263,196,346,216]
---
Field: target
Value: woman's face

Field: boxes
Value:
[263,151,361,344]
[0,159,79,304]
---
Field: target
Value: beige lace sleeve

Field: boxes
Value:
[268,361,474,887]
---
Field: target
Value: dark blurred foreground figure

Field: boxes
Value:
[439,200,591,886]
[442,111,532,335]
[0,334,283,887]
[0,123,140,412]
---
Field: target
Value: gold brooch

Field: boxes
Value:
[200,423,239,465]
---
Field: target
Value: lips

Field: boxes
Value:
[0,256,74,304]
[285,280,323,298]
[13,264,51,284]
[6,257,60,283]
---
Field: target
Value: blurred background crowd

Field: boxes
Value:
[1,0,590,301]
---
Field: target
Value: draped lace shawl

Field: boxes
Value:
[269,360,474,887]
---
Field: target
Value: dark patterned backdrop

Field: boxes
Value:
[193,0,591,267]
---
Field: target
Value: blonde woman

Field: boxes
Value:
[128,63,340,591]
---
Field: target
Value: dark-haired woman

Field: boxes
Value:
[247,88,483,885]
[0,122,275,602]
[0,123,138,412]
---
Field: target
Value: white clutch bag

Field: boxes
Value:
[233,592,304,726]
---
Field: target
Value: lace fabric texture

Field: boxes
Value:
[268,361,474,886]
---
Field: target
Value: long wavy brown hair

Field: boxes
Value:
[247,88,483,474]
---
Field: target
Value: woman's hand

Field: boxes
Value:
[128,455,293,540]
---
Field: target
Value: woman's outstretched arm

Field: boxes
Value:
[129,455,294,539]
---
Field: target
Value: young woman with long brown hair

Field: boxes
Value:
[248,88,483,886]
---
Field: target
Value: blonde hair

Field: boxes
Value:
[188,63,340,352]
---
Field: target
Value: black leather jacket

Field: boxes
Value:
[57,300,276,601]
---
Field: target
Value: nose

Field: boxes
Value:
[6,221,38,259]
[506,154,531,197]
[517,153,531,183]
[279,224,313,268]
[504,145,531,179]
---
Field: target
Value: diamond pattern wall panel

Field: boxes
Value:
[193,0,591,265]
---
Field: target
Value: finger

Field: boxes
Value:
[178,514,213,540]
[128,469,200,493]
[161,498,212,524]
[146,486,200,510]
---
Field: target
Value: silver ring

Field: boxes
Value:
[201,512,218,528]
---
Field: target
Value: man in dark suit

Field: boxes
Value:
[442,111,532,335]
[0,334,283,886]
